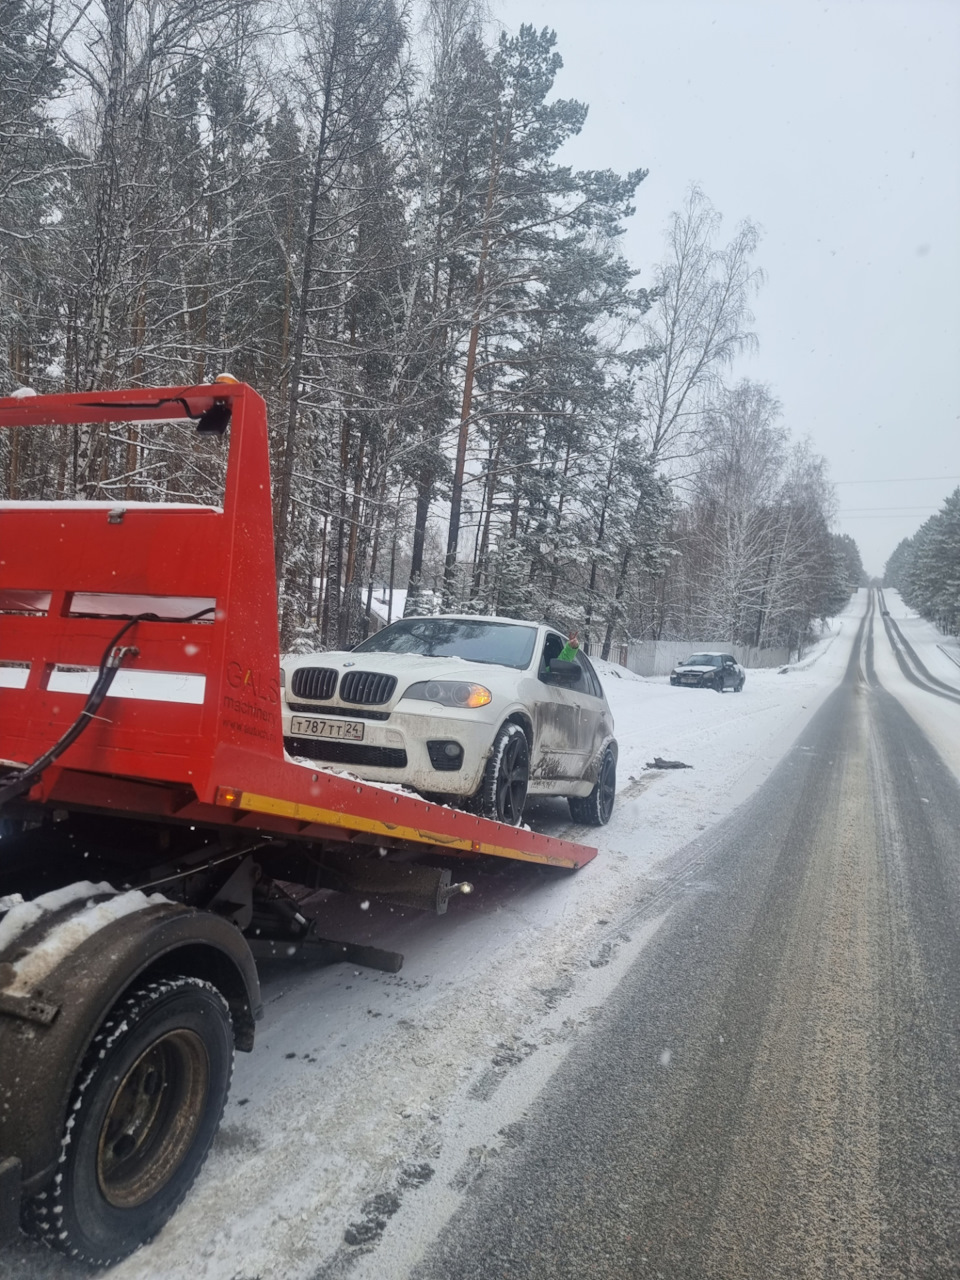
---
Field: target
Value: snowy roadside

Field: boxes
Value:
[8,595,865,1280]
[873,588,960,782]
[882,588,960,689]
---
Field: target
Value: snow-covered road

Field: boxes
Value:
[9,587,958,1279]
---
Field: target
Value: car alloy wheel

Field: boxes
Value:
[568,746,617,827]
[479,722,529,825]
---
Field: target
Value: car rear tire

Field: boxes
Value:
[23,976,233,1266]
[479,722,529,825]
[568,746,617,826]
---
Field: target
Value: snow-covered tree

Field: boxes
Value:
[890,489,960,635]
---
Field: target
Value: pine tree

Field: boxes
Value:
[0,0,65,398]
[898,489,960,634]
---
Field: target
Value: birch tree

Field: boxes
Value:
[640,185,762,469]
[658,381,845,653]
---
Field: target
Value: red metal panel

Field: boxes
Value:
[0,384,598,870]
[1,616,212,672]
[0,384,278,791]
[0,506,224,595]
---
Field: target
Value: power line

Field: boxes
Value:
[833,475,960,485]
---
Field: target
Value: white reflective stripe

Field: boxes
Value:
[68,593,216,619]
[47,667,206,704]
[0,500,222,512]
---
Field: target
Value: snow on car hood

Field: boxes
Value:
[673,664,720,675]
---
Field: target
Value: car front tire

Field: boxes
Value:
[568,746,617,827]
[478,722,529,825]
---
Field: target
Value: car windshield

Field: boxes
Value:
[684,654,721,667]
[352,618,538,669]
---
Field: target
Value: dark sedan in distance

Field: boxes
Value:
[670,651,745,692]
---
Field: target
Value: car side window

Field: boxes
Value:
[539,632,566,682]
[578,653,603,698]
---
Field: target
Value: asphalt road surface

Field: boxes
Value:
[412,596,960,1280]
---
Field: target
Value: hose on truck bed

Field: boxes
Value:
[0,607,214,809]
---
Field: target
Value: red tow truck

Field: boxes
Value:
[0,382,596,1266]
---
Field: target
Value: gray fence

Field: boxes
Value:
[624,640,791,678]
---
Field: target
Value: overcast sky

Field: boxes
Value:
[493,0,960,576]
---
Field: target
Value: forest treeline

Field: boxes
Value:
[1,0,864,656]
[884,489,960,635]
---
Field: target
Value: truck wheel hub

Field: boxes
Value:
[97,1030,209,1208]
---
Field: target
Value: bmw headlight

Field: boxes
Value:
[404,680,493,709]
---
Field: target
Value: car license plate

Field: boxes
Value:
[290,716,364,741]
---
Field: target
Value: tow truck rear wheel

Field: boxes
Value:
[24,975,233,1266]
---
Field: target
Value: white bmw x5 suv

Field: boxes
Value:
[281,615,617,826]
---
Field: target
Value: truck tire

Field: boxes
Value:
[24,975,233,1266]
[479,722,529,825]
[568,746,617,827]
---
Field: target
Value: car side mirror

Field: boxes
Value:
[550,659,580,682]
